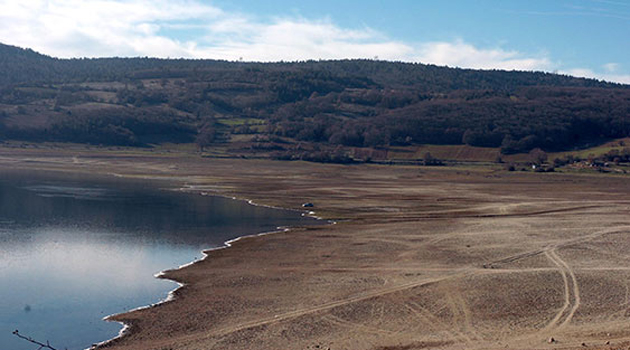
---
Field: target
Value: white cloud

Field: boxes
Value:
[0,0,627,84]
[562,68,630,84]
[196,18,414,62]
[0,0,549,69]
[0,0,221,58]
[414,40,552,71]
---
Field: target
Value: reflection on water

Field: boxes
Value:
[0,169,315,350]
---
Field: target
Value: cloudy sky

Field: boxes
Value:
[0,0,628,83]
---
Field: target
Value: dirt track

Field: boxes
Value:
[2,147,630,350]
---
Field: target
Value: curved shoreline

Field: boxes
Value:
[92,185,328,350]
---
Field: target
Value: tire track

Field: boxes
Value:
[543,249,570,330]
[485,226,630,269]
[324,314,398,336]
[403,300,473,343]
[375,204,604,222]
[444,293,463,335]
[444,292,481,341]
[203,270,472,339]
[543,247,581,330]
[454,292,481,341]
[554,249,581,328]
[180,224,628,346]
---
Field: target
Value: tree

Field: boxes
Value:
[363,127,390,147]
[528,148,547,166]
[422,152,443,166]
[196,124,216,152]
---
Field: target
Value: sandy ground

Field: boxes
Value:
[2,147,630,350]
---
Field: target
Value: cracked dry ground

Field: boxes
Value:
[2,149,630,350]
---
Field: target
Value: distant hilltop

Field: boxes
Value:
[1,42,629,154]
[1,42,622,89]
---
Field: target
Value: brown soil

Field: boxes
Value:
[2,146,630,350]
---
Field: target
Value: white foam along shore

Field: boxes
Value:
[91,184,328,349]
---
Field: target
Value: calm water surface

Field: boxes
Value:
[0,169,315,350]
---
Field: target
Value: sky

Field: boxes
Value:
[0,0,629,83]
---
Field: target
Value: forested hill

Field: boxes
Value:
[1,42,629,154]
[0,43,618,90]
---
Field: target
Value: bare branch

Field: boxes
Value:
[12,330,59,350]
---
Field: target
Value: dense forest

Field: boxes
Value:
[1,42,629,154]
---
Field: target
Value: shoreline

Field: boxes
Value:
[93,185,327,350]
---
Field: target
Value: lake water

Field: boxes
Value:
[0,169,315,350]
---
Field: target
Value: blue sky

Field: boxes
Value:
[0,0,628,83]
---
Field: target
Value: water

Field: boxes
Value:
[0,169,315,350]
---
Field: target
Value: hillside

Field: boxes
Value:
[1,42,629,155]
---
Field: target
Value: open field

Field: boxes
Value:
[1,146,630,350]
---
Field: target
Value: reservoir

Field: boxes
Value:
[0,169,315,350]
